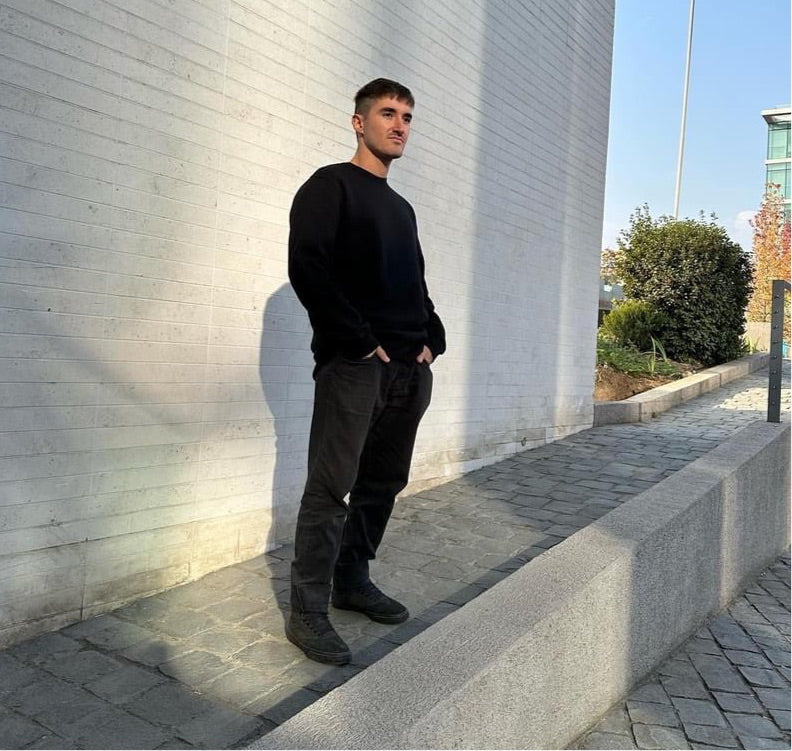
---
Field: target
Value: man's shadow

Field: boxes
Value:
[258,283,313,618]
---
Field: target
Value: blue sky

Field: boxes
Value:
[602,0,791,252]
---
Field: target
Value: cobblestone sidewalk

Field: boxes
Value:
[574,554,791,751]
[0,364,788,749]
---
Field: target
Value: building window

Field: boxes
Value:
[767,122,791,160]
[766,163,791,200]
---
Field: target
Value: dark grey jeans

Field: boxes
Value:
[290,355,433,614]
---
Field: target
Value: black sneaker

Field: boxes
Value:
[332,580,409,624]
[285,611,351,665]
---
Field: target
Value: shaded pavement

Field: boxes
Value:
[0,364,789,750]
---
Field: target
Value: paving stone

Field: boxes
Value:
[125,682,217,727]
[626,700,680,727]
[118,635,192,668]
[264,544,294,562]
[734,736,790,749]
[683,722,740,748]
[632,723,690,749]
[233,638,301,675]
[726,712,785,739]
[233,576,281,603]
[201,596,266,624]
[728,599,766,625]
[723,648,774,668]
[42,649,125,684]
[199,665,272,708]
[9,633,82,665]
[8,674,107,725]
[576,731,638,749]
[742,621,784,648]
[736,665,788,688]
[244,684,322,725]
[419,558,472,580]
[769,708,791,732]
[68,706,170,750]
[672,697,728,728]
[154,608,222,639]
[25,732,73,749]
[175,706,271,748]
[85,662,166,703]
[158,650,232,687]
[153,740,197,749]
[0,654,47,699]
[183,624,265,658]
[349,637,399,667]
[711,691,763,714]
[0,711,50,749]
[63,615,157,651]
[763,647,792,668]
[708,615,760,652]
[287,661,360,694]
[545,524,585,537]
[442,582,487,606]
[754,686,792,710]
[661,674,710,700]
[685,636,724,656]
[657,657,700,680]
[590,706,632,736]
[689,653,749,693]
[197,567,256,591]
[533,534,566,550]
[414,600,460,624]
[239,607,290,639]
[629,683,672,705]
[114,596,174,628]
[380,618,431,645]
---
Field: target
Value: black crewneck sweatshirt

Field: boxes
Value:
[288,162,446,368]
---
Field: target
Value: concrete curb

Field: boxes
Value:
[594,353,770,426]
[249,418,790,750]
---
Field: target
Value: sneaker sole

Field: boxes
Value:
[332,602,409,625]
[285,624,351,665]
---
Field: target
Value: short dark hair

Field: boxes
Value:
[354,78,414,114]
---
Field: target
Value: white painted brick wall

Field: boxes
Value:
[0,0,614,645]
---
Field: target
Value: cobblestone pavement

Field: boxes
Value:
[0,365,788,750]
[573,555,791,751]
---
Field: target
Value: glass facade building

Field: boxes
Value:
[762,107,791,219]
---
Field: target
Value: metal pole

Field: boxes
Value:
[673,0,695,219]
[767,279,790,423]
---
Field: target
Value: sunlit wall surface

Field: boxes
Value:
[0,0,614,644]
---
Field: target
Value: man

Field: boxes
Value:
[286,78,446,664]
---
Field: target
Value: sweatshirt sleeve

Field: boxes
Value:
[288,173,380,359]
[417,238,446,358]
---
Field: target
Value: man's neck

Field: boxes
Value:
[350,149,391,178]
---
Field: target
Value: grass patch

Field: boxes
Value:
[597,335,686,379]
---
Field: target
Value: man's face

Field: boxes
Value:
[353,96,413,161]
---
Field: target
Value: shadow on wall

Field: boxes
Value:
[258,283,312,558]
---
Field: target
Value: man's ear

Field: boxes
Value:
[351,112,365,136]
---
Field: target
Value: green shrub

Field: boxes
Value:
[596,335,680,378]
[614,207,753,366]
[599,299,669,352]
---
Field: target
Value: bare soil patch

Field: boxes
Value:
[594,366,675,401]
